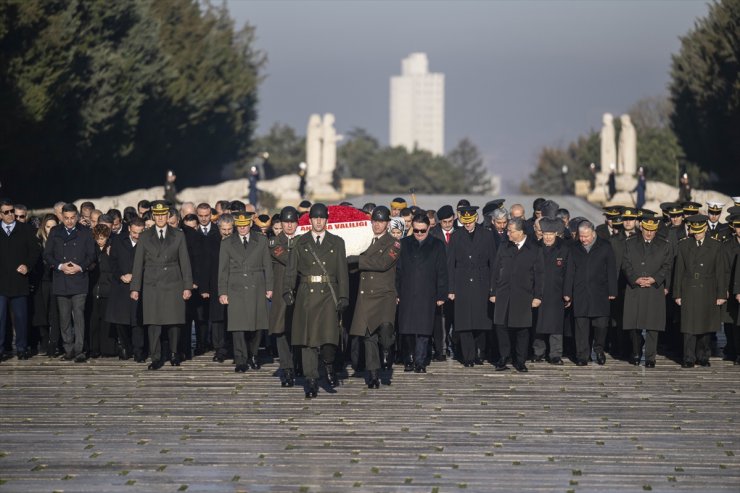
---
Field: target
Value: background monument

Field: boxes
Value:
[305,113,343,201]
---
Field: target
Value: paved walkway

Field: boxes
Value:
[1,354,738,492]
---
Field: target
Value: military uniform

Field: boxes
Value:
[131,206,193,369]
[721,215,740,363]
[621,220,673,366]
[268,206,301,386]
[673,215,727,366]
[218,217,273,372]
[283,203,349,397]
[349,220,400,387]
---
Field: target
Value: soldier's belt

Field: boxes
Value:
[300,275,336,284]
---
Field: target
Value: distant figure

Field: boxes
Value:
[607,164,617,200]
[298,162,307,198]
[632,166,646,209]
[163,170,181,206]
[678,173,692,202]
[248,165,259,207]
[589,163,597,191]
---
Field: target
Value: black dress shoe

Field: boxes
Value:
[549,357,564,365]
[576,360,588,366]
[367,370,380,389]
[474,358,484,366]
[17,351,28,360]
[63,352,75,361]
[170,353,181,366]
[248,356,261,370]
[645,361,656,368]
[148,360,163,370]
[434,354,447,362]
[325,364,338,387]
[532,355,545,363]
[90,352,101,359]
[403,362,414,372]
[134,354,146,363]
[464,361,475,368]
[414,364,427,373]
[596,352,606,365]
[697,360,710,367]
[514,363,529,373]
[74,353,87,363]
[630,357,641,366]
[681,361,695,368]
[119,348,130,361]
[234,364,248,373]
[305,378,318,398]
[281,368,295,387]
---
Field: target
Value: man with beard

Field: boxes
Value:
[673,215,727,367]
[130,201,193,370]
[621,213,673,367]
[268,206,300,386]
[447,206,497,367]
[490,217,543,372]
[348,206,401,388]
[533,217,569,365]
[218,212,273,374]
[283,203,349,398]
[396,213,448,373]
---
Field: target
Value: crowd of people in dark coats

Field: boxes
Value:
[1,193,739,397]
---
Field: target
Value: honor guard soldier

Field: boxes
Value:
[596,206,625,240]
[218,212,273,373]
[706,201,730,242]
[673,215,727,367]
[283,203,349,398]
[621,212,673,367]
[347,206,401,389]
[268,206,301,387]
[723,213,740,364]
[681,201,702,235]
[130,200,193,370]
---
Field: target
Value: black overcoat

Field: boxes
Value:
[673,237,726,334]
[105,234,142,326]
[44,224,96,296]
[536,238,569,335]
[268,232,297,334]
[621,236,673,332]
[491,236,543,328]
[0,221,40,297]
[447,226,497,332]
[724,238,740,325]
[564,237,617,318]
[396,236,448,336]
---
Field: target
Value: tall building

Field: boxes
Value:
[390,53,445,156]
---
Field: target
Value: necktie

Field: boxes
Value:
[202,227,208,235]
[697,240,702,247]
[67,228,72,236]
[445,231,450,243]
[242,236,248,248]
[5,226,10,236]
[372,237,377,246]
[315,235,321,247]
[159,229,164,241]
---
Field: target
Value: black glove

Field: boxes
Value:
[346,255,360,264]
[283,291,295,306]
[336,297,349,312]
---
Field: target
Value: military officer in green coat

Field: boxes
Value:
[131,201,193,370]
[218,212,273,373]
[621,213,673,367]
[283,203,349,398]
[268,206,300,387]
[673,215,728,367]
[347,206,401,389]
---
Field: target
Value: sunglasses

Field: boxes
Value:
[1,209,15,215]
[413,228,428,234]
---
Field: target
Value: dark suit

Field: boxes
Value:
[105,233,144,359]
[564,236,617,363]
[429,225,455,358]
[534,238,570,360]
[44,224,96,356]
[0,221,41,355]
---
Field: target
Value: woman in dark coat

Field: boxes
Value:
[396,214,448,372]
[447,206,497,366]
[31,214,60,356]
[88,224,117,357]
[534,218,570,364]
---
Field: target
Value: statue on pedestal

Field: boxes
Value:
[304,113,343,200]
[617,114,637,176]
[600,113,617,173]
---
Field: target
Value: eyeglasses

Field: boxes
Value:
[16,215,26,219]
[1,209,14,215]
[413,228,428,234]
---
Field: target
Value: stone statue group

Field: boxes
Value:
[600,113,637,176]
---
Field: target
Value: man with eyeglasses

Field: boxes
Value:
[396,213,448,373]
[0,199,41,361]
[13,204,28,223]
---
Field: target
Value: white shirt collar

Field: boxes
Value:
[4,221,16,232]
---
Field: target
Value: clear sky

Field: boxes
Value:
[225,0,709,192]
